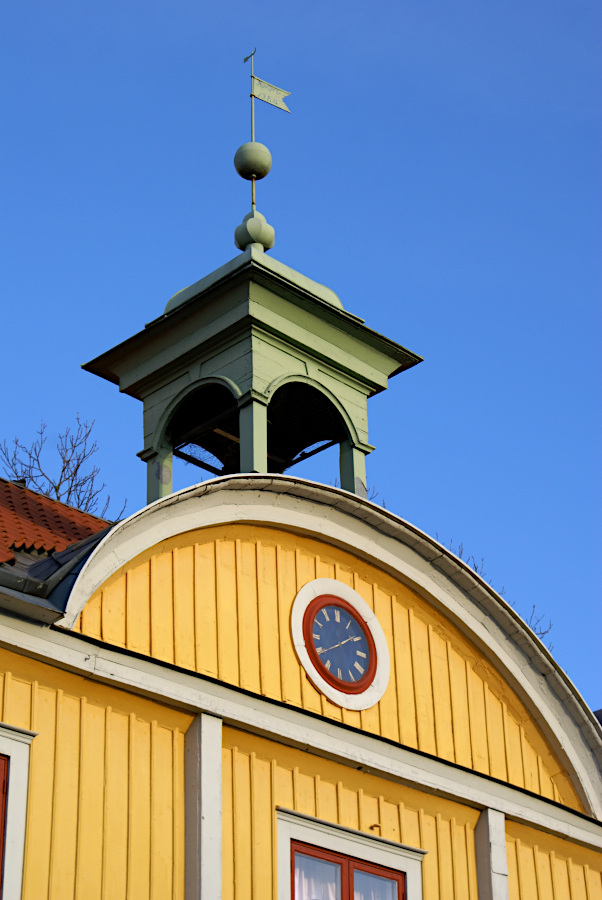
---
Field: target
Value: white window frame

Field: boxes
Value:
[277,808,426,900]
[0,722,36,900]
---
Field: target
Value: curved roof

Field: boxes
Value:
[59,473,602,819]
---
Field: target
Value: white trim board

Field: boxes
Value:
[0,721,36,900]
[0,612,600,852]
[57,476,602,818]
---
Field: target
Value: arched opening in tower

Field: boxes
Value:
[267,382,348,474]
[166,383,239,476]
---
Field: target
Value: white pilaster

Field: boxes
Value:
[185,713,223,900]
[475,808,509,900]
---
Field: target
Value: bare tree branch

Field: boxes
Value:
[1,416,126,519]
[435,533,553,647]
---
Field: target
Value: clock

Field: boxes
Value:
[291,578,390,710]
[303,595,376,694]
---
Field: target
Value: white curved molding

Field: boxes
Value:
[290,578,390,710]
[58,474,602,818]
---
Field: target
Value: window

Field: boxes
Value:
[0,723,35,899]
[278,809,425,900]
[293,841,406,900]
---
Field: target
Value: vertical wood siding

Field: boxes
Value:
[74,524,581,810]
[222,726,480,900]
[0,647,192,900]
[506,820,602,900]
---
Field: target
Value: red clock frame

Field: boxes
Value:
[302,594,377,695]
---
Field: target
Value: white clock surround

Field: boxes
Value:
[291,578,390,710]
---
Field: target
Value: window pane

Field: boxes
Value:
[295,852,342,900]
[353,869,398,900]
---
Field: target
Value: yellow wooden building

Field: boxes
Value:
[0,172,600,899]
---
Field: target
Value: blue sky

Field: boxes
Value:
[1,1,600,708]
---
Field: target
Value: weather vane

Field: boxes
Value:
[233,50,291,253]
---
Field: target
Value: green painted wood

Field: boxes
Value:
[83,245,422,502]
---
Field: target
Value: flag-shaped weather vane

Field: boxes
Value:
[234,50,290,253]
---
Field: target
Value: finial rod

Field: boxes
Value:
[235,53,289,251]
[249,50,256,142]
[244,49,257,209]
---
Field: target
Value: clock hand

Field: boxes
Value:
[318,635,360,654]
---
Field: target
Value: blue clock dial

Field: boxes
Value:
[310,604,371,685]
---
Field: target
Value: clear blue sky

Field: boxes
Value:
[1,2,600,708]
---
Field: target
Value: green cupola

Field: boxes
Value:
[83,115,422,504]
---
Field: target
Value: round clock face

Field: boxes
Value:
[302,595,377,694]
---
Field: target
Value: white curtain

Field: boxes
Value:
[295,852,341,900]
[353,870,397,900]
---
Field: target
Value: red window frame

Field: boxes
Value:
[0,753,8,896]
[291,840,406,900]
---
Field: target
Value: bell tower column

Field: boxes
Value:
[340,440,368,498]
[140,444,173,503]
[238,394,268,473]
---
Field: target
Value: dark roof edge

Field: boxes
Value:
[0,526,113,617]
[0,584,63,624]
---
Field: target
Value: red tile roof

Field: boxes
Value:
[0,478,109,565]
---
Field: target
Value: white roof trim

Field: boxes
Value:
[1,610,600,848]
[58,474,602,817]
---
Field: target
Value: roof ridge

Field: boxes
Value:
[0,477,110,524]
[0,478,110,567]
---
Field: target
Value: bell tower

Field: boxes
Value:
[83,68,422,504]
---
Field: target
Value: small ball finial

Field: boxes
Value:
[235,210,275,252]
[234,142,272,181]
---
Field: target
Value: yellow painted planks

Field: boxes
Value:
[409,612,437,756]
[223,727,481,900]
[101,575,127,647]
[429,628,455,763]
[150,722,175,900]
[79,588,102,639]
[102,708,129,899]
[127,716,151,900]
[194,541,218,677]
[466,663,490,775]
[216,540,239,685]
[173,546,196,671]
[485,686,508,782]
[126,560,151,656]
[221,746,235,900]
[256,541,282,700]
[235,540,261,694]
[506,820,602,900]
[392,601,418,749]
[74,699,106,899]
[0,647,190,900]
[22,683,56,897]
[448,644,472,769]
[150,552,174,664]
[77,524,583,809]
[250,753,274,900]
[277,544,304,706]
